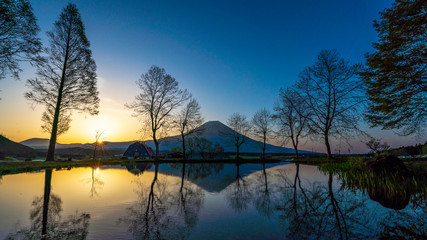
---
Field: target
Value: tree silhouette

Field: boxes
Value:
[295,49,364,158]
[225,164,252,212]
[251,108,274,159]
[6,169,90,239]
[362,0,427,135]
[126,65,190,159]
[25,4,99,162]
[118,163,204,239]
[173,98,204,160]
[222,113,251,159]
[0,0,41,81]
[251,163,275,217]
[274,87,309,158]
[274,165,374,239]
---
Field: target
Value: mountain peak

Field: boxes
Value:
[195,121,232,138]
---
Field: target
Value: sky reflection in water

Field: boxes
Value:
[0,162,425,239]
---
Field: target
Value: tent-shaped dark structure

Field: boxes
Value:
[123,142,155,159]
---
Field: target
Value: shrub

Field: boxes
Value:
[347,156,364,170]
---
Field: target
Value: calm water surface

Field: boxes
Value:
[0,162,425,239]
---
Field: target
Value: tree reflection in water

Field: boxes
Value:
[320,161,427,238]
[380,196,427,239]
[118,163,205,240]
[273,164,378,240]
[119,163,426,239]
[251,163,275,217]
[6,169,90,240]
[83,166,104,198]
[176,163,204,237]
[225,163,252,212]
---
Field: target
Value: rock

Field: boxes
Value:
[366,155,413,177]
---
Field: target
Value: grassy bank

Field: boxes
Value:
[2,156,426,176]
[0,158,283,176]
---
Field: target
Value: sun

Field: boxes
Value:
[97,139,103,143]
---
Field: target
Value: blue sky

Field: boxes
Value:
[1,0,425,152]
[30,0,392,120]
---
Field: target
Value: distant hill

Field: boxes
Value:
[20,138,94,149]
[0,135,43,158]
[20,121,312,154]
[35,147,126,159]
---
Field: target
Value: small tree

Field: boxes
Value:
[25,4,99,162]
[362,0,427,135]
[0,0,41,80]
[251,108,274,159]
[186,137,198,159]
[274,87,309,158]
[169,146,182,153]
[196,137,212,159]
[92,130,104,161]
[222,113,251,159]
[173,98,204,160]
[296,49,363,158]
[212,142,224,158]
[365,137,390,155]
[127,65,190,159]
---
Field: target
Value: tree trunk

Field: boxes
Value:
[151,163,159,189]
[41,169,52,239]
[236,163,240,179]
[92,142,97,161]
[292,138,299,159]
[263,163,268,193]
[180,162,185,193]
[262,134,266,160]
[154,138,159,160]
[181,132,186,160]
[328,173,348,240]
[236,144,240,159]
[325,134,332,159]
[293,163,300,210]
[45,21,72,162]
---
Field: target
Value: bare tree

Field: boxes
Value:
[186,137,198,159]
[25,4,99,162]
[212,142,224,158]
[127,65,190,159]
[295,49,363,158]
[173,98,204,160]
[251,108,274,159]
[0,0,41,80]
[273,87,309,158]
[365,137,390,155]
[92,130,104,161]
[195,137,212,159]
[222,113,251,159]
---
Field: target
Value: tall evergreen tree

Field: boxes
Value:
[362,0,427,135]
[25,4,99,161]
[0,0,41,80]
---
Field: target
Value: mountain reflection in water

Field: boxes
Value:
[0,162,425,239]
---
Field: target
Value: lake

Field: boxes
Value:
[0,162,425,239]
